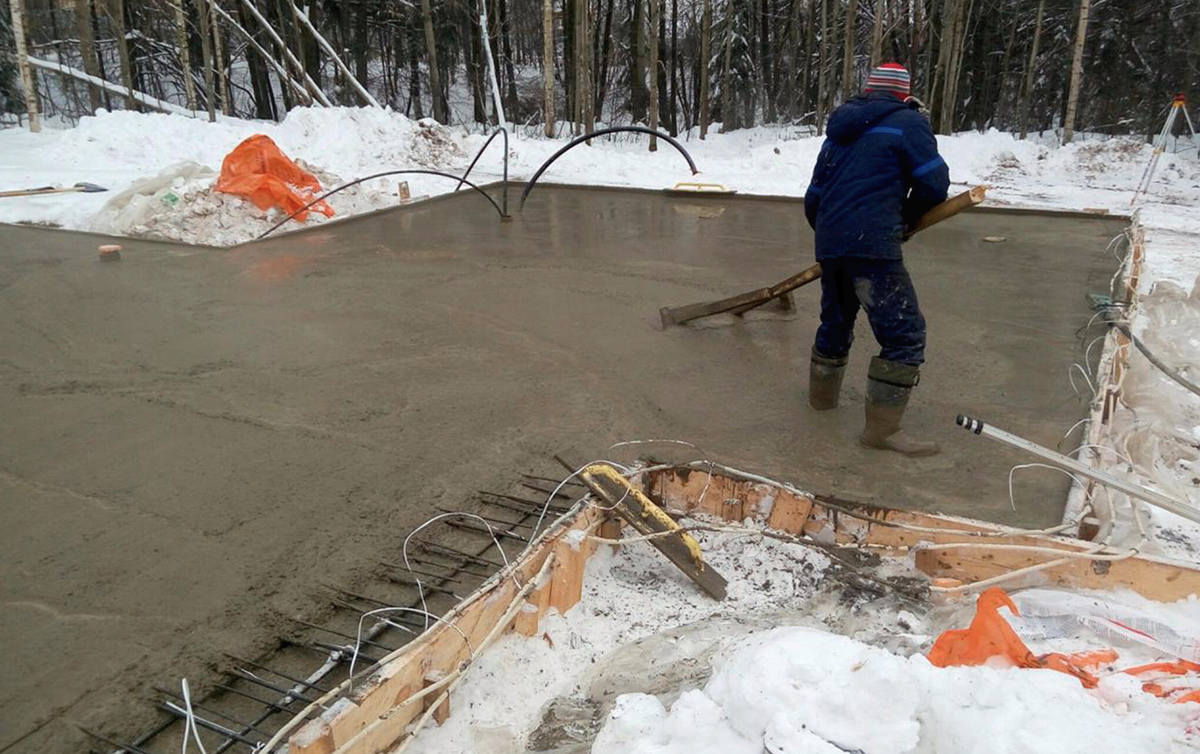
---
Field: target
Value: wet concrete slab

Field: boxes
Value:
[0,186,1123,752]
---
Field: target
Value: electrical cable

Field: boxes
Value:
[455,127,509,215]
[519,126,700,210]
[256,169,506,240]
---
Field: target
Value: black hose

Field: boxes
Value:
[256,169,506,240]
[1109,319,1200,399]
[519,126,700,211]
[456,127,509,216]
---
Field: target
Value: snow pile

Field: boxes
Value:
[405,527,929,754]
[592,626,1191,754]
[0,108,463,241]
[3,108,1193,246]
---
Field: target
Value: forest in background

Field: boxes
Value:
[1,0,1198,142]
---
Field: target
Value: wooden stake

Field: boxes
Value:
[579,464,727,599]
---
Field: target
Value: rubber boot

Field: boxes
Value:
[809,348,849,411]
[860,357,940,457]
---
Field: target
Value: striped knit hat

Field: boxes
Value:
[864,63,911,99]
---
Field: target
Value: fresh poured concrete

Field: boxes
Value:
[0,186,1123,752]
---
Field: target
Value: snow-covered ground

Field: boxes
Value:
[399,520,1200,754]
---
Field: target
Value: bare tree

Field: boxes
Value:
[649,0,660,149]
[76,0,102,112]
[543,0,555,136]
[1062,0,1092,143]
[841,0,858,101]
[421,0,448,122]
[9,0,40,131]
[1018,0,1046,140]
[700,0,711,137]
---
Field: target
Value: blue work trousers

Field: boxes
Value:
[813,258,926,365]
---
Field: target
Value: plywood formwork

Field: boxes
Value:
[1062,216,1143,539]
[282,462,1200,754]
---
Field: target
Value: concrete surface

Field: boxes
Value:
[0,186,1124,752]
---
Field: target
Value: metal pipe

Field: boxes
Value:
[287,619,395,654]
[152,686,272,735]
[956,414,1200,524]
[158,702,263,749]
[223,653,330,693]
[229,668,321,703]
[417,540,504,567]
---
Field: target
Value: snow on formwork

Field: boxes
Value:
[390,514,1200,754]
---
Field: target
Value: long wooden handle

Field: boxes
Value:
[908,184,988,236]
[660,186,987,327]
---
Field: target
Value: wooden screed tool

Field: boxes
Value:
[659,186,987,328]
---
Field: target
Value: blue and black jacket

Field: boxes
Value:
[804,93,950,261]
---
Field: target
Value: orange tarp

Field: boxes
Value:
[216,135,334,221]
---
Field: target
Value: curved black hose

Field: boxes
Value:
[456,127,509,216]
[519,126,700,211]
[1110,319,1200,399]
[256,169,506,240]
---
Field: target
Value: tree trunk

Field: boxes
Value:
[1062,0,1091,144]
[543,0,555,135]
[75,0,102,112]
[171,0,197,111]
[9,0,40,131]
[631,0,648,122]
[699,0,711,137]
[420,0,448,122]
[235,1,276,119]
[719,2,733,132]
[670,0,679,134]
[210,0,231,115]
[785,0,801,119]
[195,0,217,119]
[648,0,660,148]
[480,0,506,124]
[407,14,424,119]
[499,0,519,118]
[840,0,858,101]
[106,0,140,112]
[868,0,885,68]
[816,0,828,132]
[757,0,771,122]
[596,0,615,115]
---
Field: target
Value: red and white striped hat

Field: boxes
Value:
[864,63,911,99]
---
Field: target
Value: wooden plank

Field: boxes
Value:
[659,187,987,327]
[647,467,1200,602]
[291,504,608,754]
[580,464,727,600]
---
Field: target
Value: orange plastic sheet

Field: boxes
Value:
[927,588,1111,688]
[215,135,334,221]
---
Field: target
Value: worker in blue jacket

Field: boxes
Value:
[804,63,950,456]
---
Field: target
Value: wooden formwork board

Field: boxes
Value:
[287,460,1200,754]
[288,503,609,754]
[645,467,1200,602]
[1062,218,1144,538]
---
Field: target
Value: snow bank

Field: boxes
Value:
[593,627,1191,754]
[3,108,1192,246]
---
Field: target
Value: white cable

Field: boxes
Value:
[400,512,512,631]
[348,607,473,691]
[180,678,209,754]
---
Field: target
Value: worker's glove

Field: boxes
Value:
[905,96,929,113]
